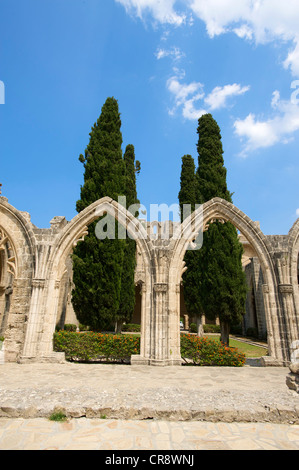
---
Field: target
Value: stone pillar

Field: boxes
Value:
[4,278,31,362]
[286,340,299,393]
[20,279,46,361]
[20,278,65,363]
[150,282,168,366]
[37,279,65,362]
[278,284,297,362]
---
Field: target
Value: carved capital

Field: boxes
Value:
[262,284,270,294]
[154,283,168,292]
[279,284,293,294]
[32,279,46,289]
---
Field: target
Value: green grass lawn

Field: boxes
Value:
[204,335,268,358]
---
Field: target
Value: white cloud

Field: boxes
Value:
[296,208,299,217]
[116,0,299,77]
[155,46,185,61]
[166,75,206,119]
[167,73,249,120]
[204,84,250,111]
[115,0,186,26]
[234,91,299,156]
[189,0,299,76]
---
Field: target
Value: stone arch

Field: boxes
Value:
[0,198,36,361]
[26,197,155,361]
[288,218,299,330]
[169,197,283,362]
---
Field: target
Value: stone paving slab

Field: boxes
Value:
[0,418,298,450]
[0,363,299,424]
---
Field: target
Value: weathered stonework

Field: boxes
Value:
[286,340,299,393]
[0,195,299,366]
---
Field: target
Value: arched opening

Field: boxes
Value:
[55,255,77,330]
[171,198,280,362]
[34,198,153,360]
[0,228,15,337]
[131,282,142,325]
[180,227,268,341]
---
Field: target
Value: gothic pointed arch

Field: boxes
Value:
[170,197,282,361]
[27,197,155,360]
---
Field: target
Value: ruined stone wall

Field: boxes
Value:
[0,196,298,365]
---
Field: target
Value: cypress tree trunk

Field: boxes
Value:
[220,321,231,347]
[72,97,126,331]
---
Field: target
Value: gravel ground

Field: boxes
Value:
[0,362,298,424]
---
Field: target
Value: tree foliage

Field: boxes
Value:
[72,97,126,331]
[181,114,247,345]
[117,144,140,329]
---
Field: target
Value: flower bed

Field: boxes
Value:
[180,334,246,367]
[53,331,246,366]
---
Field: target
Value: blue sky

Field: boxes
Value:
[0,0,299,235]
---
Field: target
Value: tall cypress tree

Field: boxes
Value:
[116,144,140,330]
[72,97,125,331]
[178,155,203,325]
[180,114,247,345]
[195,114,247,345]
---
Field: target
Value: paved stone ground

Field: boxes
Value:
[1,363,299,422]
[0,362,299,450]
[0,417,299,450]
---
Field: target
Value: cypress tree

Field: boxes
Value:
[178,155,196,222]
[178,155,203,326]
[72,97,125,331]
[180,114,247,345]
[195,113,247,345]
[116,144,140,331]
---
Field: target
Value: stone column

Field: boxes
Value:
[37,279,65,362]
[150,282,168,366]
[131,282,151,364]
[19,279,46,362]
[279,284,297,362]
[260,283,282,364]
[5,278,31,362]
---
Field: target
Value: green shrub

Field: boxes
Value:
[121,323,141,332]
[53,331,140,362]
[180,334,246,367]
[189,323,197,333]
[79,324,90,331]
[64,324,77,332]
[203,324,221,333]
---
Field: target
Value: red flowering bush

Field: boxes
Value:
[53,331,140,363]
[180,334,246,367]
[54,331,246,366]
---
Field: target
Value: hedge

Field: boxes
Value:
[53,331,140,363]
[53,331,246,366]
[121,323,141,332]
[203,324,221,333]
